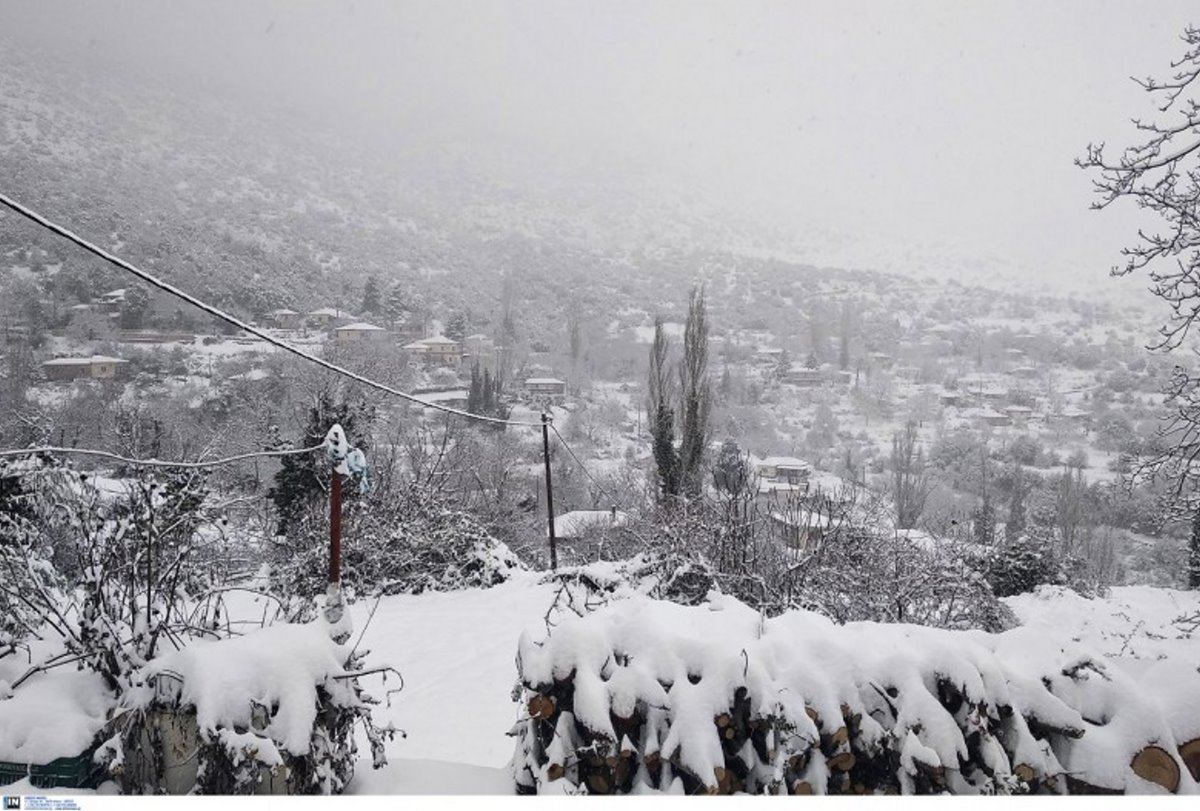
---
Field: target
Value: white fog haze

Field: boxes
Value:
[2,0,1194,287]
[3,1,1200,801]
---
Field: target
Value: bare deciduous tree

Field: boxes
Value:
[890,421,932,530]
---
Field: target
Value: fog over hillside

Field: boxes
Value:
[2,0,1194,291]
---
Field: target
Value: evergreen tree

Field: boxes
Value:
[467,364,483,413]
[120,286,151,330]
[653,403,681,503]
[482,367,495,414]
[973,496,996,547]
[648,317,680,504]
[384,283,410,326]
[1005,465,1028,542]
[774,348,791,381]
[361,276,382,316]
[678,285,711,499]
[445,312,469,342]
[712,439,748,495]
[269,393,373,537]
[987,536,1063,597]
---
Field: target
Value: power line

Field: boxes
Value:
[0,444,325,470]
[549,422,636,512]
[0,191,542,429]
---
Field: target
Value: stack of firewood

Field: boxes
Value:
[510,597,1198,795]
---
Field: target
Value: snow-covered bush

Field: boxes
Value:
[636,491,1011,632]
[98,621,397,795]
[0,457,66,649]
[987,536,1068,597]
[512,594,1197,795]
[271,486,524,600]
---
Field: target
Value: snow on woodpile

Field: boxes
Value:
[512,593,1199,795]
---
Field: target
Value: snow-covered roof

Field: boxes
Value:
[419,335,459,346]
[335,322,385,332]
[525,377,566,386]
[768,510,830,529]
[269,308,299,316]
[43,355,128,365]
[552,510,629,538]
[759,456,809,470]
[308,307,352,317]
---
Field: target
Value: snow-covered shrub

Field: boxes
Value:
[638,493,1012,632]
[0,457,66,648]
[271,486,524,599]
[100,621,397,795]
[987,536,1068,597]
[512,594,1196,795]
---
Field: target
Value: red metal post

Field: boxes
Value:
[330,466,342,585]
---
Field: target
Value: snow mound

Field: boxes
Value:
[143,622,350,755]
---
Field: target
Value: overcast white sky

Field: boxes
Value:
[2,1,1196,287]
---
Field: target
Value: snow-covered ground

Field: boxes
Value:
[343,578,1200,793]
[3,573,1197,795]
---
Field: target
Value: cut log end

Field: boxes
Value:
[1180,738,1200,783]
[827,752,856,772]
[792,780,814,795]
[527,694,556,720]
[1013,763,1036,783]
[1130,745,1180,794]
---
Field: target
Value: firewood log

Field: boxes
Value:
[1130,745,1180,793]
[1178,738,1200,782]
[527,694,555,720]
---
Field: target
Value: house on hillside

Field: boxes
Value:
[755,456,811,493]
[768,508,830,551]
[524,377,567,405]
[332,322,388,344]
[552,508,629,540]
[265,308,302,330]
[1050,407,1091,428]
[1004,405,1034,426]
[96,289,126,314]
[978,408,1012,428]
[402,335,461,366]
[42,355,129,382]
[550,508,633,563]
[306,308,354,330]
[782,367,824,387]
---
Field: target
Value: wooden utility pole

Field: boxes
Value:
[541,412,558,571]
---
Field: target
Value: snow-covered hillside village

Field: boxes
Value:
[3,1,1200,801]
